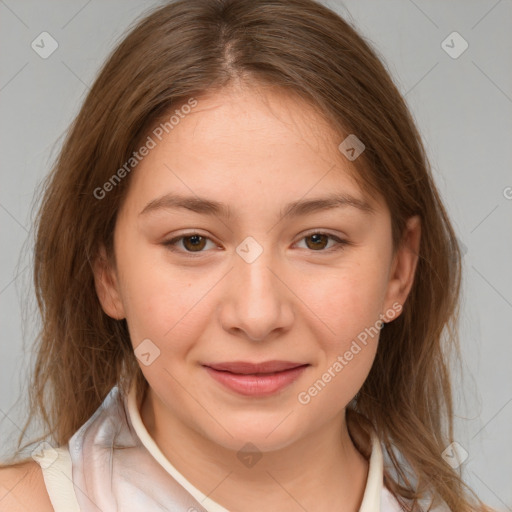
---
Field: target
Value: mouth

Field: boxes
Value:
[202,361,310,396]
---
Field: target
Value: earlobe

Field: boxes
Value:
[92,245,126,320]
[383,215,421,322]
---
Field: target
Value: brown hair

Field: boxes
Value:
[1,0,493,510]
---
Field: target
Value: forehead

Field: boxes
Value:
[121,84,384,217]
[166,84,343,164]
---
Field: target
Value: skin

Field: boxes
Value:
[94,83,420,511]
[0,462,53,512]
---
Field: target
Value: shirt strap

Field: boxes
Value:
[358,429,384,511]
[35,445,80,512]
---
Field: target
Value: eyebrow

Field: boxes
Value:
[138,192,375,219]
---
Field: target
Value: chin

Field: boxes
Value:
[196,413,305,453]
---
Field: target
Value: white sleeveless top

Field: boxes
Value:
[34,383,408,511]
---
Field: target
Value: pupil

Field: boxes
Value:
[308,234,327,250]
[185,235,205,251]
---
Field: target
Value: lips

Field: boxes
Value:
[204,360,308,375]
[203,361,310,396]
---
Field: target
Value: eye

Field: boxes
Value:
[163,231,348,256]
[295,231,347,252]
[163,233,218,254]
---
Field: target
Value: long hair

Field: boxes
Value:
[2,0,492,510]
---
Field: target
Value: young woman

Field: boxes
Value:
[0,0,494,510]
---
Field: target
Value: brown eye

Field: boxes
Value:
[181,235,207,251]
[296,232,347,253]
[164,233,215,254]
[304,233,329,250]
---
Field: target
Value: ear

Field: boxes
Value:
[382,215,421,322]
[92,244,126,320]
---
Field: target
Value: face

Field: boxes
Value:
[94,84,420,453]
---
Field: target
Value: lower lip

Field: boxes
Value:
[204,365,309,397]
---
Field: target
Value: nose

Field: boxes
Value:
[219,246,295,342]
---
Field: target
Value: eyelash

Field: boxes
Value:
[162,231,348,256]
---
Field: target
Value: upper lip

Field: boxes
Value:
[204,361,309,374]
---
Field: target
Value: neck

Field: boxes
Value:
[139,387,370,511]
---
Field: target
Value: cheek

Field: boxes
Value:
[296,271,383,415]
[305,260,389,341]
[298,256,388,393]
[117,250,217,353]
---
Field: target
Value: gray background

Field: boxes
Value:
[1,0,511,509]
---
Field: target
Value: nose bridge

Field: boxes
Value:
[238,244,277,299]
[236,238,281,311]
[221,236,293,341]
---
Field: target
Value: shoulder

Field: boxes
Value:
[0,461,54,512]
